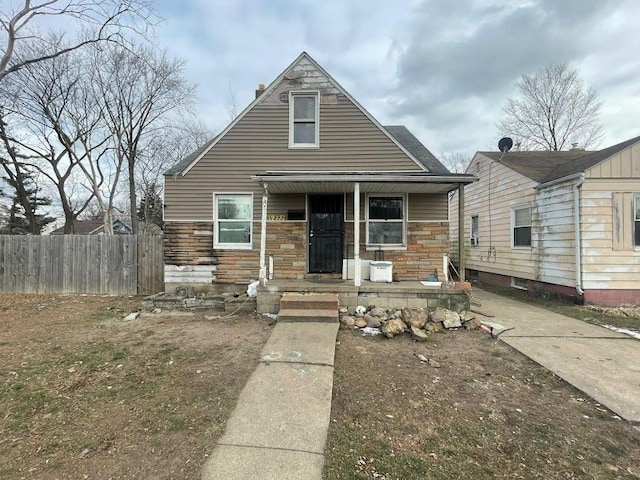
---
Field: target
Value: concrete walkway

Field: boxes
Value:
[202,322,339,480]
[473,288,640,423]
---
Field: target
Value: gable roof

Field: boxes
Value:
[478,150,591,183]
[478,135,640,184]
[164,134,220,176]
[165,52,437,177]
[384,126,450,174]
[543,135,640,182]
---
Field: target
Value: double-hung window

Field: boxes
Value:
[289,92,319,148]
[512,206,532,247]
[367,195,405,247]
[214,194,253,249]
[635,195,640,246]
[471,215,479,246]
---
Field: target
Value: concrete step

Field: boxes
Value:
[280,294,339,311]
[277,308,339,323]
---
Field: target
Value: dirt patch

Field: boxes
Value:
[324,327,640,480]
[0,294,272,479]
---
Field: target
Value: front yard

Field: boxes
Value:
[1,293,639,479]
[324,328,640,480]
[0,294,273,479]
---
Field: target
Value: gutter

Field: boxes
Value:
[535,171,584,190]
[573,173,585,296]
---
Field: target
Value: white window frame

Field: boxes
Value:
[213,193,254,250]
[512,205,532,248]
[289,91,319,149]
[635,195,640,247]
[365,193,406,249]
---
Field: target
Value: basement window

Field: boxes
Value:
[214,193,253,249]
[289,92,319,148]
[511,277,528,290]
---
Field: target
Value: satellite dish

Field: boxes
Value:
[498,137,513,153]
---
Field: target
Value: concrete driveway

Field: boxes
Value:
[472,288,640,424]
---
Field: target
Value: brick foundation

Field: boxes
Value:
[583,289,640,307]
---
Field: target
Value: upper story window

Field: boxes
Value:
[634,195,640,246]
[289,92,319,148]
[367,195,405,247]
[214,193,253,249]
[512,205,532,247]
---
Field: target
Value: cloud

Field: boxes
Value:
[390,0,638,154]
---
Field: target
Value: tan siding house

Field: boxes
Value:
[164,52,475,288]
[451,136,640,306]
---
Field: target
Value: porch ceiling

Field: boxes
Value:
[251,171,477,194]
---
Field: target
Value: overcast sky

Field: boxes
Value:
[154,0,640,160]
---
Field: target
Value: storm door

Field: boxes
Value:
[308,194,344,274]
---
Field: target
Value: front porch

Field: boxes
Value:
[257,279,471,314]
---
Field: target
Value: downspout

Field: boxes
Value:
[574,174,585,296]
[259,184,268,286]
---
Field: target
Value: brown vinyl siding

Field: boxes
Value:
[164,98,423,222]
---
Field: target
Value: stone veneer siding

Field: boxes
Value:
[345,222,450,281]
[266,221,307,280]
[165,221,449,284]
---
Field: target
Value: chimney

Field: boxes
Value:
[571,142,580,150]
[255,83,266,99]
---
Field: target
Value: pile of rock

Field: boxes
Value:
[340,305,480,341]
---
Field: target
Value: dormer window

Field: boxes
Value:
[289,91,319,148]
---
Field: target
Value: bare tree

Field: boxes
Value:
[135,118,212,234]
[497,63,603,151]
[92,43,197,234]
[0,0,155,84]
[1,44,96,233]
[440,152,472,174]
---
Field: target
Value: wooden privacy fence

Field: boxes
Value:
[0,235,164,295]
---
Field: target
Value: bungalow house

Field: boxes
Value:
[163,52,475,289]
[450,136,640,306]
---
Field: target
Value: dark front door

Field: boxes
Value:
[308,194,344,274]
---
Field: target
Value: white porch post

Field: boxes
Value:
[259,185,268,286]
[354,182,361,287]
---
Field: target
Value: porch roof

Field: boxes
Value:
[251,171,477,194]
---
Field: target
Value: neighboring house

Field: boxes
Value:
[50,219,133,235]
[163,52,475,287]
[450,136,640,306]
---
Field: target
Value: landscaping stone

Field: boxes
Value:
[123,312,140,321]
[401,307,429,329]
[364,314,382,328]
[424,322,444,333]
[355,305,366,318]
[341,315,355,327]
[369,307,385,318]
[355,318,367,328]
[381,318,406,338]
[410,326,429,342]
[432,307,462,329]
